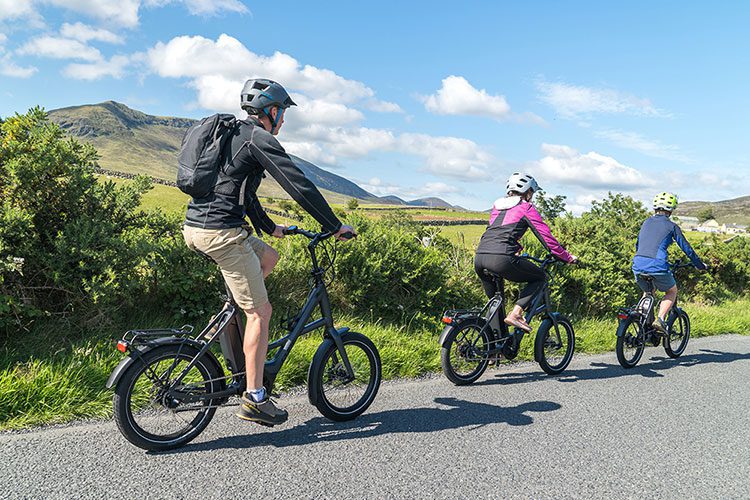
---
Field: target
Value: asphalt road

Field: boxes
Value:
[3,334,750,499]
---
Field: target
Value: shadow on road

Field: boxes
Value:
[161,397,561,454]
[482,348,750,387]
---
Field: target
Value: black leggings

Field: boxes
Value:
[474,253,546,310]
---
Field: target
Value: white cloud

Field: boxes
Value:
[423,75,511,119]
[359,177,463,201]
[63,54,130,80]
[147,34,399,107]
[2,0,245,30]
[146,34,492,181]
[536,80,668,119]
[398,133,492,180]
[594,129,692,163]
[282,142,338,166]
[45,0,141,28]
[0,33,38,78]
[532,143,652,190]
[182,0,248,15]
[144,0,248,16]
[289,94,364,126]
[365,99,403,113]
[19,36,102,61]
[0,56,38,78]
[60,22,124,44]
[0,0,37,21]
[286,125,493,181]
[289,124,395,159]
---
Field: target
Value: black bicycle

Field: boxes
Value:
[107,226,382,451]
[439,253,576,385]
[615,260,694,368]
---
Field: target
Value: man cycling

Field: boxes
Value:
[632,192,707,334]
[474,173,577,332]
[182,79,355,426]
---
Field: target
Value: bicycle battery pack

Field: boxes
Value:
[220,314,246,378]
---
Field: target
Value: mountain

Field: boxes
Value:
[407,197,455,208]
[378,195,408,205]
[675,196,750,225]
[288,155,375,200]
[47,101,454,207]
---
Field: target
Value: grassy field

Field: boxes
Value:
[437,224,486,249]
[2,297,748,430]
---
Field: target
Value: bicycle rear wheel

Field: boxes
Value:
[664,309,690,358]
[308,331,381,422]
[616,318,645,368]
[113,344,223,451]
[440,319,491,385]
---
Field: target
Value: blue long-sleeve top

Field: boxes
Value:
[632,214,705,274]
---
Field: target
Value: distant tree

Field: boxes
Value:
[696,206,715,223]
[346,198,359,210]
[290,202,303,217]
[278,200,293,212]
[535,190,568,221]
[265,197,275,204]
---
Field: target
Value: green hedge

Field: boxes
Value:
[2,108,748,338]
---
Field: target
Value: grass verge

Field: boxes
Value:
[1,298,748,430]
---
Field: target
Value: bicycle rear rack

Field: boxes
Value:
[120,325,195,347]
[442,308,482,321]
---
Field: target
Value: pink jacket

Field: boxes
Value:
[477,197,574,262]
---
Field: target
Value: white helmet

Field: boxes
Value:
[506,172,540,195]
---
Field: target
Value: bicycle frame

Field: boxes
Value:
[444,253,562,356]
[110,227,356,402]
[617,260,693,335]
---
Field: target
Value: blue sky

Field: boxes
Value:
[2,1,749,211]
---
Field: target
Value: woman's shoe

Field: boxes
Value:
[504,316,532,332]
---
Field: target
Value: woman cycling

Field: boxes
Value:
[474,173,577,332]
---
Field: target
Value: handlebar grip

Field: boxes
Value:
[338,232,356,240]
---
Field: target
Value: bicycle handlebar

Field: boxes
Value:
[282,225,356,241]
[519,253,572,266]
[670,260,700,271]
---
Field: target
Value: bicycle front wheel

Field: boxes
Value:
[308,331,382,422]
[616,318,645,369]
[113,344,223,451]
[535,314,575,375]
[664,309,690,358]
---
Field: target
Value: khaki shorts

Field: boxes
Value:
[183,225,272,311]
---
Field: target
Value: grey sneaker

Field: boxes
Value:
[237,393,288,426]
[652,317,668,335]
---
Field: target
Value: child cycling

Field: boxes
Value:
[474,173,577,332]
[632,192,707,333]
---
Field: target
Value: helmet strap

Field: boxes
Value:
[263,106,284,134]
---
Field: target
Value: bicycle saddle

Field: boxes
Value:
[482,269,502,279]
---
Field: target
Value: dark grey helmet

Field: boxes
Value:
[240,78,296,112]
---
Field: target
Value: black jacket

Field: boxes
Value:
[184,117,342,234]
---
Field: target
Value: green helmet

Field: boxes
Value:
[653,192,678,212]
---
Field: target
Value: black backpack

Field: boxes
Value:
[177,113,238,198]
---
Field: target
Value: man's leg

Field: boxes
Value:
[658,285,677,321]
[237,300,288,425]
[259,246,279,279]
[243,301,272,392]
